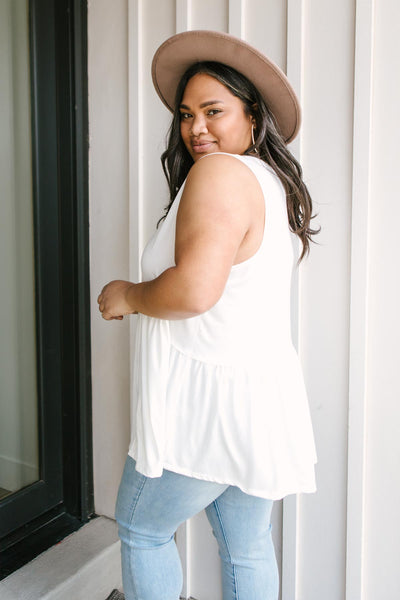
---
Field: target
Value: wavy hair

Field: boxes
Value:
[160,61,319,260]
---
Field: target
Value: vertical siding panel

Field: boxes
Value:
[364,0,400,597]
[89,0,131,519]
[299,0,356,598]
[245,0,287,70]
[191,0,228,31]
[228,0,245,38]
[141,0,175,239]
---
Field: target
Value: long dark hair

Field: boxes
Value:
[160,61,319,260]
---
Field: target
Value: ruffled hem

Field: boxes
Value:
[130,332,318,500]
[128,447,317,500]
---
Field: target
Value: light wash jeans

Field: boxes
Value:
[115,456,279,600]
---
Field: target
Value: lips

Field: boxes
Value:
[191,140,216,153]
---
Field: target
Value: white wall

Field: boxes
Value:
[88,1,400,598]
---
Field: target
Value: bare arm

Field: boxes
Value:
[98,154,263,320]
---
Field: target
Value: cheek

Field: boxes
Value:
[222,114,250,139]
[239,120,252,142]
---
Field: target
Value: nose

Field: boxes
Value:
[190,114,208,136]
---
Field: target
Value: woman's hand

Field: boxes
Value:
[97,280,137,321]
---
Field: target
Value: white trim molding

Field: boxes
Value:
[128,0,144,284]
[228,0,245,38]
[128,0,144,495]
[282,1,304,598]
[346,0,375,598]
[176,522,192,599]
[176,0,192,33]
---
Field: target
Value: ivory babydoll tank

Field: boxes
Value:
[128,153,317,500]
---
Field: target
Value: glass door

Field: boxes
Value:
[0,0,39,502]
[0,0,64,541]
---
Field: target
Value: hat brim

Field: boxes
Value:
[151,30,301,144]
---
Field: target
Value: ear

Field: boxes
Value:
[250,103,258,126]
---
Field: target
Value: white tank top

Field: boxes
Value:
[129,153,317,499]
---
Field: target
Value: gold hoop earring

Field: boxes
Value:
[251,124,258,153]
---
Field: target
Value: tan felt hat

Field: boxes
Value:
[151,30,301,143]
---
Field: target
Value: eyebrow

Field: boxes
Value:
[179,100,224,110]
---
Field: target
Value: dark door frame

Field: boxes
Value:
[0,0,94,578]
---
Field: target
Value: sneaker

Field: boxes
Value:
[105,590,125,600]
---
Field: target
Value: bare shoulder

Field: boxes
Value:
[186,153,261,191]
[182,154,263,220]
[178,153,264,239]
[176,154,265,271]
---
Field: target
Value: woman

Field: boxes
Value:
[98,31,318,600]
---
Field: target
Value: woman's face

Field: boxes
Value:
[179,73,254,161]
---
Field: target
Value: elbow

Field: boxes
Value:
[186,301,212,317]
[182,287,221,316]
[172,267,226,317]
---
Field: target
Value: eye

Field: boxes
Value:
[207,109,221,116]
[180,112,192,120]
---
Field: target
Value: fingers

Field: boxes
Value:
[102,313,123,321]
[97,285,106,304]
[97,284,124,321]
[97,294,107,317]
[99,305,124,321]
[97,296,113,319]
